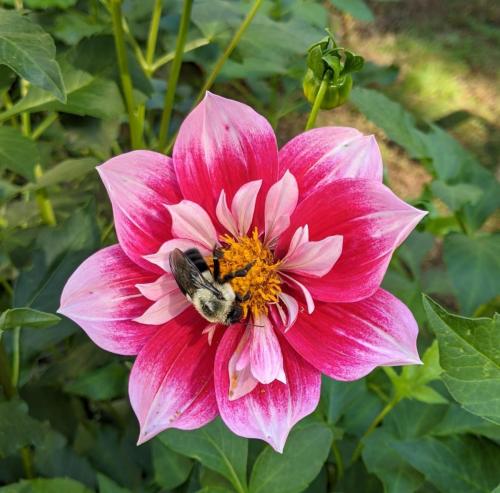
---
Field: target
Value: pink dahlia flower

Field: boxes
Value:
[59,93,426,452]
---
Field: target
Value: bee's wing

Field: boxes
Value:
[169,249,222,298]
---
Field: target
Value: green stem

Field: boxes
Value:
[194,0,263,105]
[21,448,34,479]
[11,327,20,388]
[351,396,400,462]
[31,112,57,141]
[157,0,193,151]
[34,164,57,226]
[332,440,344,481]
[110,0,143,149]
[145,0,163,73]
[305,76,328,130]
[1,279,13,297]
[150,37,210,73]
[101,220,115,243]
[20,80,31,137]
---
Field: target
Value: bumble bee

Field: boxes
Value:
[169,248,253,325]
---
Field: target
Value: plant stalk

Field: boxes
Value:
[34,164,57,226]
[145,0,163,72]
[110,0,143,149]
[157,0,193,151]
[194,0,263,105]
[305,76,328,130]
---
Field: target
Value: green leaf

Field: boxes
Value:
[443,233,500,314]
[0,478,92,493]
[363,429,425,493]
[52,12,105,46]
[423,296,500,424]
[97,474,131,493]
[0,400,49,457]
[2,62,124,120]
[13,203,100,359]
[350,88,427,158]
[152,439,193,490]
[0,9,65,101]
[24,0,77,8]
[63,362,127,401]
[25,157,99,190]
[160,418,247,493]
[0,307,60,331]
[330,0,374,21]
[430,181,483,211]
[0,126,39,180]
[249,422,332,493]
[392,436,500,493]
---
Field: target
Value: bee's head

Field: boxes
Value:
[226,303,243,325]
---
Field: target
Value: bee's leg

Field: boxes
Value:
[236,291,251,302]
[212,246,224,282]
[221,262,254,283]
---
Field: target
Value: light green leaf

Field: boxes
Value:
[330,0,374,21]
[53,12,105,46]
[160,418,247,493]
[0,307,60,331]
[443,233,500,314]
[423,296,500,424]
[249,422,333,493]
[2,62,124,120]
[97,474,131,493]
[152,439,193,490]
[0,126,39,180]
[0,9,65,101]
[63,362,127,401]
[393,436,500,493]
[350,88,427,158]
[25,0,77,8]
[25,157,98,190]
[0,400,49,457]
[430,181,483,211]
[0,478,92,493]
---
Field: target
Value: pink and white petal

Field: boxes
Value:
[133,290,189,325]
[231,179,262,236]
[216,190,238,237]
[278,127,382,199]
[136,274,177,301]
[279,293,299,332]
[264,171,299,245]
[281,234,343,278]
[130,309,219,444]
[284,289,421,381]
[250,315,284,384]
[173,92,279,220]
[277,179,427,302]
[280,273,315,315]
[215,325,321,453]
[167,200,218,250]
[228,327,258,400]
[58,245,158,355]
[97,151,181,272]
[144,238,210,273]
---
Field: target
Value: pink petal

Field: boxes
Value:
[144,238,210,273]
[228,327,258,400]
[130,309,219,444]
[215,325,321,453]
[284,289,421,381]
[279,127,382,199]
[250,315,284,384]
[58,245,158,355]
[277,179,427,302]
[280,273,315,314]
[97,151,181,272]
[173,92,278,220]
[264,171,299,245]
[216,190,238,237]
[166,200,218,250]
[133,290,189,325]
[279,293,299,332]
[136,274,177,301]
[231,179,262,236]
[281,227,343,278]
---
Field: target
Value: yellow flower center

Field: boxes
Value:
[213,228,282,319]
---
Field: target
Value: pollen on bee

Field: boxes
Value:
[209,228,282,319]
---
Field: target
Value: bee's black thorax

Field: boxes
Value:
[184,248,210,273]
